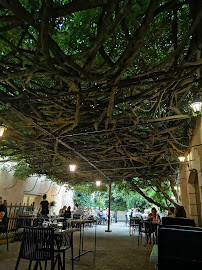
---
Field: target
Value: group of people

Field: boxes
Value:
[127,204,187,223]
[128,205,187,244]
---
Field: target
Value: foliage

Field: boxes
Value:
[50,201,56,207]
[73,182,172,211]
[0,0,201,208]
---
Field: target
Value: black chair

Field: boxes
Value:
[17,216,32,228]
[15,227,62,270]
[162,216,196,227]
[73,214,81,219]
[129,217,142,236]
[158,225,202,270]
[0,217,9,251]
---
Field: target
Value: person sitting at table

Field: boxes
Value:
[133,208,142,218]
[59,205,67,216]
[0,196,8,232]
[38,194,49,217]
[149,207,161,222]
[73,205,84,218]
[167,206,175,217]
[64,206,71,218]
[94,207,100,224]
[175,205,186,218]
[148,207,161,244]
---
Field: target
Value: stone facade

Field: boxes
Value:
[179,118,202,226]
[0,161,74,214]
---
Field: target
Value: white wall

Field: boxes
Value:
[0,161,74,214]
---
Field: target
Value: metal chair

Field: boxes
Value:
[15,227,62,270]
[129,217,142,236]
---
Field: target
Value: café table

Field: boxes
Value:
[71,219,97,260]
[54,228,79,270]
[138,220,161,246]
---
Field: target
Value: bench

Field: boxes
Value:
[158,225,202,270]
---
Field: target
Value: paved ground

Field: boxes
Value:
[0,222,156,270]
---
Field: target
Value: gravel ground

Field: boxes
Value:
[0,222,156,270]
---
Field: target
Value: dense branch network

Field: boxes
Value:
[0,0,201,206]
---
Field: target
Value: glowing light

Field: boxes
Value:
[178,156,185,162]
[69,164,76,172]
[0,126,7,137]
[96,180,101,186]
[191,102,202,114]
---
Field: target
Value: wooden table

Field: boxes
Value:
[71,219,97,260]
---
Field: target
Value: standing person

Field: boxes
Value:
[102,208,107,225]
[130,208,134,217]
[38,194,49,217]
[114,211,117,223]
[99,208,103,224]
[0,196,7,231]
[126,209,131,225]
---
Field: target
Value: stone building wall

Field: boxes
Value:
[179,118,202,226]
[0,161,74,214]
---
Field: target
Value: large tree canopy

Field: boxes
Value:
[0,0,201,207]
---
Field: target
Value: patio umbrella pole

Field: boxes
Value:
[105,180,112,232]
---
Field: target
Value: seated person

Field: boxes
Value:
[149,207,161,222]
[175,205,186,218]
[148,207,161,244]
[94,207,100,224]
[167,206,175,217]
[64,206,71,218]
[59,205,67,216]
[0,196,8,232]
[73,205,84,218]
[133,208,142,218]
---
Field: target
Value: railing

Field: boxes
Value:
[5,202,35,232]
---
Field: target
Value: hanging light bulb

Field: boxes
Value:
[96,180,101,186]
[69,164,76,172]
[0,126,7,137]
[178,156,185,162]
[190,102,202,115]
